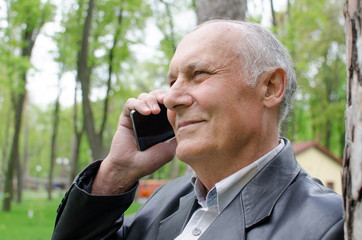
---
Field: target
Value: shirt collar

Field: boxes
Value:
[191,139,285,214]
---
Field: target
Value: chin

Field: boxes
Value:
[175,141,210,164]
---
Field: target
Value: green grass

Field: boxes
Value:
[0,191,142,240]
[0,197,60,240]
[125,202,142,216]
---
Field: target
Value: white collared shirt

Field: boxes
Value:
[175,140,285,240]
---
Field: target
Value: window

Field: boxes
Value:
[326,181,334,190]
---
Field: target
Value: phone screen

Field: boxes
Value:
[130,104,175,151]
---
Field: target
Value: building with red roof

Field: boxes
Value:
[292,141,343,195]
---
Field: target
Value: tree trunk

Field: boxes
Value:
[19,95,30,204]
[15,146,22,204]
[69,133,82,183]
[343,0,362,239]
[3,91,25,211]
[2,0,52,211]
[1,105,12,192]
[78,0,105,160]
[101,7,123,139]
[70,81,84,184]
[48,80,61,200]
[196,0,247,24]
[270,0,277,27]
[3,18,35,211]
[160,0,177,52]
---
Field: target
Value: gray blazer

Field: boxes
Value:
[52,139,343,240]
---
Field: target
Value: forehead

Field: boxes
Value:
[168,23,242,73]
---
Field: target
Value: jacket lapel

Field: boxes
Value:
[200,139,301,240]
[157,191,197,240]
[242,139,301,228]
[200,139,300,239]
[199,195,246,240]
[156,139,300,240]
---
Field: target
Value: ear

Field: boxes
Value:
[262,68,287,109]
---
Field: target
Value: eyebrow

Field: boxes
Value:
[167,72,176,84]
[167,61,208,82]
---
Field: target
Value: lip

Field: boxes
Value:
[177,120,204,130]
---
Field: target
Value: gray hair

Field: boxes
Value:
[197,20,297,126]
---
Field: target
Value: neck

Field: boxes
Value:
[189,135,280,191]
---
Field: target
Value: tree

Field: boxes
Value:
[343,0,362,239]
[1,0,55,211]
[195,0,247,23]
[76,0,101,159]
[53,0,86,184]
[47,77,62,200]
[0,89,13,195]
[56,0,152,160]
[68,82,84,183]
[273,0,346,157]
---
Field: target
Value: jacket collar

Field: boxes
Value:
[157,191,197,240]
[157,138,300,239]
[242,138,300,228]
[199,139,300,239]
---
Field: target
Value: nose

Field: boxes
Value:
[163,80,193,111]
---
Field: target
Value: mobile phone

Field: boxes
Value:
[130,104,175,151]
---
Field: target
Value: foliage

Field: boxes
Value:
[152,0,195,62]
[53,0,155,159]
[274,0,346,156]
[0,0,55,94]
[1,0,56,211]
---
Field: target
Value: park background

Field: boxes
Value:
[0,0,346,239]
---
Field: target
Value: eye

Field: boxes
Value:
[169,80,176,87]
[194,70,206,76]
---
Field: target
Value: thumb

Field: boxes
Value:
[136,138,177,176]
[149,138,177,164]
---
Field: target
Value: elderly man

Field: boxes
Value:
[52,20,343,240]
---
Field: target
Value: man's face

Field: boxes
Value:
[163,23,265,165]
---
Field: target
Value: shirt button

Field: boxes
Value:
[192,227,202,236]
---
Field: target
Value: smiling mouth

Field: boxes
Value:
[177,120,204,130]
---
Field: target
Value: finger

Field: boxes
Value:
[149,89,167,105]
[119,90,166,130]
[137,93,161,114]
[122,97,152,117]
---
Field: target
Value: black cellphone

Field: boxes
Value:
[130,104,175,151]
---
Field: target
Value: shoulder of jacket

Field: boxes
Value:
[286,171,343,213]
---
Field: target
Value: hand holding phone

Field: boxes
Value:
[131,104,175,151]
